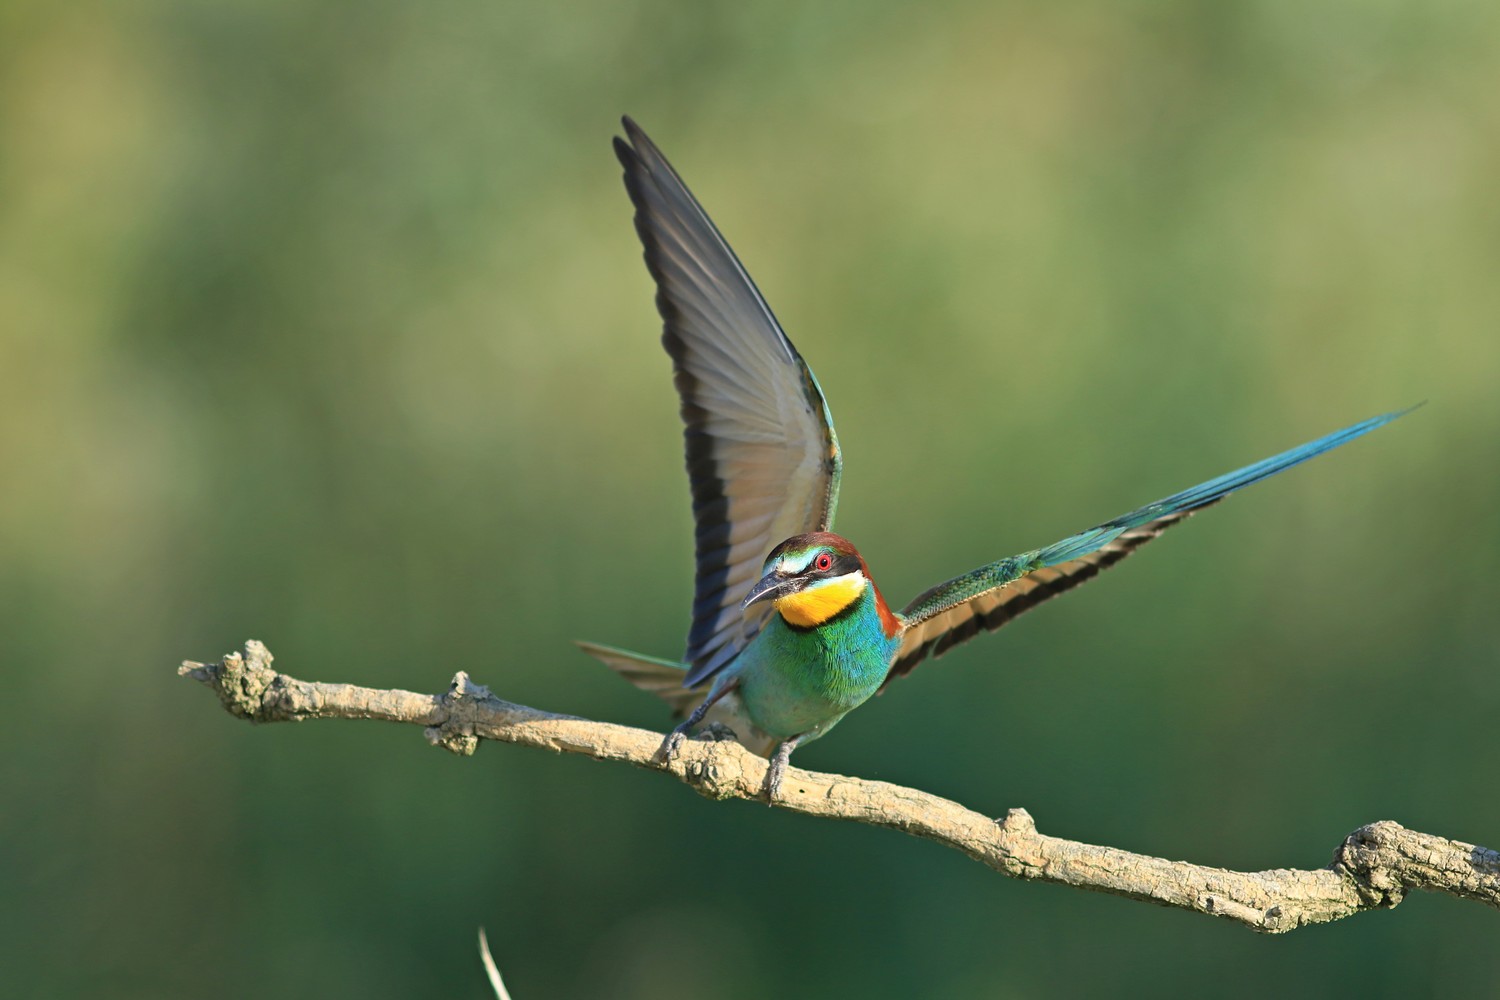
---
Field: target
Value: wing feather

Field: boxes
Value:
[887,510,1196,684]
[615,118,842,687]
[888,408,1413,683]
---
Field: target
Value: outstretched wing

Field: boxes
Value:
[887,408,1412,684]
[615,118,842,687]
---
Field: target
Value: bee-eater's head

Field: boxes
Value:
[743,532,870,628]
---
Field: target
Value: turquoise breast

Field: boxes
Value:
[723,588,901,742]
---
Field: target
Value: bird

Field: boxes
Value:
[580,117,1412,800]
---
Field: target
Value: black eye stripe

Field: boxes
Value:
[805,553,860,577]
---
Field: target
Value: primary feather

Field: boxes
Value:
[614,118,842,688]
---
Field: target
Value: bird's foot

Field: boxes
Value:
[762,756,787,803]
[659,686,735,765]
[701,720,738,742]
[657,725,689,764]
[762,737,800,804]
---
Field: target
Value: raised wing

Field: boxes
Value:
[614,118,842,687]
[887,408,1413,683]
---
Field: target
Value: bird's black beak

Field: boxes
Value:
[743,572,800,609]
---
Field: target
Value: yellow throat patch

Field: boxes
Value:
[775,575,866,628]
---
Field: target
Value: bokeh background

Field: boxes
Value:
[3,0,1498,996]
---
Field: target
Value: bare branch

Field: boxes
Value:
[180,641,1500,933]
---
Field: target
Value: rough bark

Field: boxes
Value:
[180,641,1499,933]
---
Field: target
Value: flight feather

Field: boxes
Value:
[613,117,842,687]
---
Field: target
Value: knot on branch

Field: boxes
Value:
[424,671,492,756]
[664,729,764,801]
[1336,821,1410,908]
[1336,820,1500,910]
[678,750,749,801]
[999,808,1036,833]
[178,640,280,721]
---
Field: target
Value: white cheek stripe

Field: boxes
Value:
[803,572,866,594]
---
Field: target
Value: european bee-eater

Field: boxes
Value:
[581,117,1411,799]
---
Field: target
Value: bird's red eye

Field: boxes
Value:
[814,553,834,572]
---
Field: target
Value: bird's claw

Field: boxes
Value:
[761,736,800,804]
[762,756,786,803]
[658,727,687,764]
[762,755,798,803]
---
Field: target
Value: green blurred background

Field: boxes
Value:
[3,0,1497,996]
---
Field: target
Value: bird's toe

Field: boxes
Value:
[658,729,686,763]
[702,720,738,742]
[762,761,785,804]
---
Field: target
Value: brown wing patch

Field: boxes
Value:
[884,508,1204,688]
